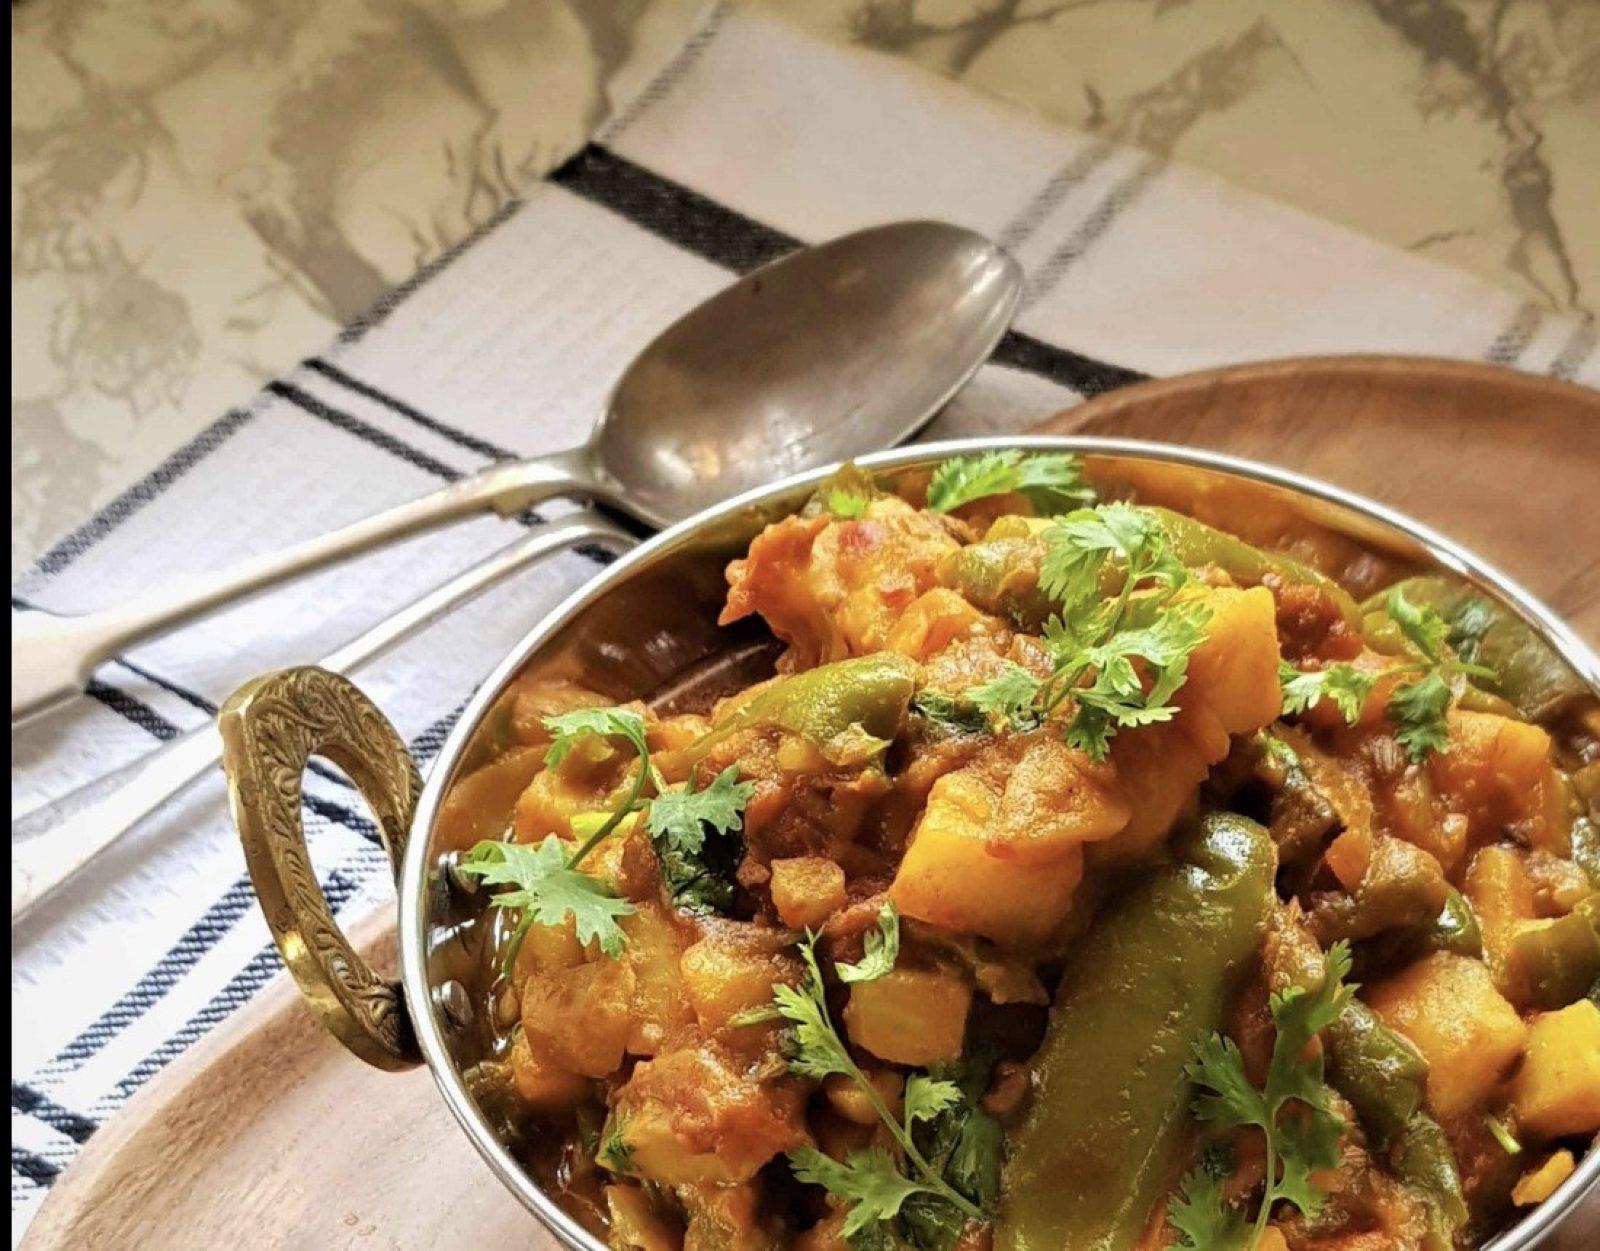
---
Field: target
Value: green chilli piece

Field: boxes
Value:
[996,814,1277,1251]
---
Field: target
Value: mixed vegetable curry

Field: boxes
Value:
[456,452,1600,1251]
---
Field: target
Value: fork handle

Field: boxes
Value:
[11,449,602,724]
[11,510,635,922]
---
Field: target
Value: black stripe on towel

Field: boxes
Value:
[25,408,257,581]
[12,1148,60,1188]
[304,358,519,463]
[11,1084,98,1146]
[550,144,1146,396]
[266,380,464,482]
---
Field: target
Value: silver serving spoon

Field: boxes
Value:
[12,220,1022,723]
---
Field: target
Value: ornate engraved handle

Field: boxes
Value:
[218,666,423,1070]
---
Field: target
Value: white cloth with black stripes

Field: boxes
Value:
[10,2,1597,1232]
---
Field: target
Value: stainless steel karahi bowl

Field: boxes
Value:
[218,436,1600,1251]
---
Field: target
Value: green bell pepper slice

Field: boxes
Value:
[996,813,1276,1251]
[1507,895,1600,1010]
[1146,507,1362,629]
[1272,914,1466,1245]
[684,653,916,765]
[1361,575,1587,721]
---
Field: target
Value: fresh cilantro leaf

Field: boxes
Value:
[646,766,754,857]
[1385,586,1452,663]
[644,766,753,915]
[827,488,870,519]
[1279,660,1377,724]
[1168,1162,1251,1251]
[927,452,1020,513]
[1445,597,1497,667]
[1261,732,1303,773]
[904,1074,964,1127]
[789,1146,927,1241]
[966,664,1044,733]
[774,935,856,1081]
[1038,502,1172,607]
[1028,505,1210,759]
[468,705,657,964]
[597,1118,633,1173]
[1188,1032,1270,1130]
[1187,942,1353,1242]
[927,451,1094,515]
[944,1106,1001,1213]
[837,902,901,984]
[1389,670,1452,763]
[1010,453,1097,514]
[542,707,648,768]
[772,934,985,1234]
[458,836,636,963]
[911,690,991,738]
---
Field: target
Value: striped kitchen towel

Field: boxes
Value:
[10,2,1597,1236]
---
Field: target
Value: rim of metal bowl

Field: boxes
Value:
[399,435,1600,1251]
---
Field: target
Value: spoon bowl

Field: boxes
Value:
[590,220,1022,525]
[12,221,1022,722]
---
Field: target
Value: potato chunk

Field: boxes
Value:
[842,966,971,1066]
[507,1031,589,1111]
[1512,1001,1600,1140]
[1365,953,1527,1119]
[521,957,636,1079]
[890,770,1084,945]
[769,857,847,931]
[883,587,997,660]
[680,928,797,1035]
[1178,586,1283,736]
[610,1044,806,1185]
[722,501,960,667]
[1430,710,1565,851]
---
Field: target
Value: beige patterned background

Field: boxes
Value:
[12,0,1599,579]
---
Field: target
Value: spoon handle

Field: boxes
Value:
[12,448,601,725]
[11,509,636,923]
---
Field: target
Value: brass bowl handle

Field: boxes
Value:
[218,666,423,1070]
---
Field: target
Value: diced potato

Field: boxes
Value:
[521,958,636,1078]
[1101,720,1211,858]
[721,504,960,666]
[883,588,993,660]
[1256,1231,1290,1251]
[1365,953,1528,1119]
[1430,710,1565,852]
[1511,1151,1577,1206]
[823,1070,904,1126]
[680,930,796,1035]
[623,903,694,1057]
[992,735,1130,864]
[513,913,586,985]
[843,966,972,1066]
[682,1182,766,1251]
[1179,586,1283,736]
[1324,825,1373,891]
[507,1031,589,1111]
[435,746,544,847]
[611,1044,806,1185]
[605,1184,681,1251]
[1465,845,1537,999]
[890,771,1083,945]
[770,857,847,931]
[1512,1001,1600,1140]
[514,763,616,841]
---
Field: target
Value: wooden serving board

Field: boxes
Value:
[25,356,1600,1249]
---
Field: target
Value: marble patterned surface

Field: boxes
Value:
[12,0,1599,577]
